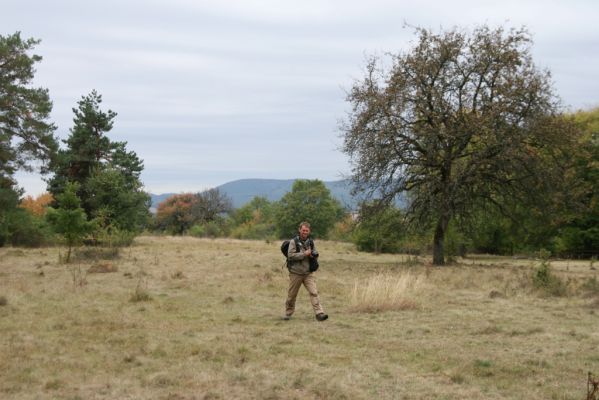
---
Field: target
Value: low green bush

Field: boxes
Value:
[532,252,566,296]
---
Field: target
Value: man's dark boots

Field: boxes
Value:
[316,313,328,321]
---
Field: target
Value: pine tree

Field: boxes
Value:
[0,32,57,189]
[48,91,150,232]
[46,182,93,262]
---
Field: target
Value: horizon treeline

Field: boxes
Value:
[1,28,598,260]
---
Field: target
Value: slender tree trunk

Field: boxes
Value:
[66,243,72,263]
[433,215,449,265]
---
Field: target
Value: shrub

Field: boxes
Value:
[74,246,120,261]
[532,253,566,296]
[188,217,230,238]
[130,289,151,302]
[6,209,55,247]
[95,226,136,247]
[580,276,599,297]
[230,221,276,240]
[352,202,404,253]
[327,214,355,242]
[130,270,151,302]
[188,224,205,237]
[445,222,469,259]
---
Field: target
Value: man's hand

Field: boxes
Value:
[305,248,312,257]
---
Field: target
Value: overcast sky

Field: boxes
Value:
[4,0,599,196]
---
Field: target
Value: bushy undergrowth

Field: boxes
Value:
[1,209,55,247]
[73,246,120,261]
[94,227,137,247]
[188,218,230,238]
[229,222,276,240]
[130,272,151,302]
[580,275,599,297]
[531,256,567,297]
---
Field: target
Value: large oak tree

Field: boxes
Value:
[341,26,578,264]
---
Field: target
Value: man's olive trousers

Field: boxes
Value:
[285,272,324,316]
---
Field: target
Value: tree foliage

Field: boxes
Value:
[46,182,94,262]
[230,196,276,239]
[155,193,196,235]
[353,202,405,253]
[275,179,345,239]
[19,192,53,217]
[191,188,233,224]
[155,189,232,235]
[342,25,578,264]
[0,187,52,247]
[48,91,150,232]
[0,32,57,189]
[553,108,599,257]
[85,168,150,232]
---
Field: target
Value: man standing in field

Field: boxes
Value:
[283,221,328,321]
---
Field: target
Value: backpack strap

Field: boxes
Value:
[285,236,301,270]
[293,236,300,253]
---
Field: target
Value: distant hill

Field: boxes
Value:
[149,178,361,211]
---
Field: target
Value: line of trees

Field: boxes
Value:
[1,32,150,251]
[153,179,347,241]
[150,30,599,262]
[2,26,597,262]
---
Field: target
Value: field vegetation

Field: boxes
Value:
[1,236,598,399]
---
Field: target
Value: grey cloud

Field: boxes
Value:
[3,0,598,196]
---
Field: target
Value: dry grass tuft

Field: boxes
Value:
[350,271,426,313]
[5,249,25,257]
[130,272,151,302]
[88,262,118,273]
[129,288,151,302]
[170,270,185,279]
[74,246,120,261]
[489,290,506,299]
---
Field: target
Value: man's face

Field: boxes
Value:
[299,225,310,240]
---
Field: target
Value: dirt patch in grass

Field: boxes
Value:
[88,262,118,273]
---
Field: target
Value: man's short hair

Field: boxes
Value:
[298,221,311,230]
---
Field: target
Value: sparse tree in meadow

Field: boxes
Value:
[46,182,94,262]
[342,25,579,264]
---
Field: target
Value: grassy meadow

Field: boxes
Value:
[1,236,598,399]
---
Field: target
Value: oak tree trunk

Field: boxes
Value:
[433,215,449,265]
